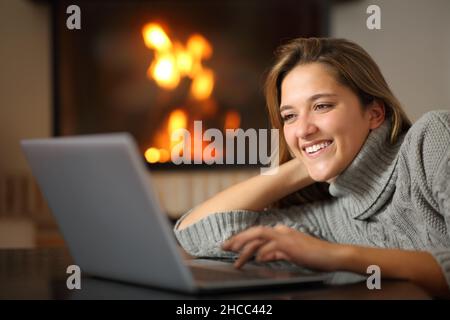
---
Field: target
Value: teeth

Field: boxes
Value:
[305,141,331,154]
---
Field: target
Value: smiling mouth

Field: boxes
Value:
[302,140,334,158]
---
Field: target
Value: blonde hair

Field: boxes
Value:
[265,37,411,165]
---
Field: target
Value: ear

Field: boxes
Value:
[367,100,385,130]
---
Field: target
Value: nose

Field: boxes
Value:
[294,119,318,140]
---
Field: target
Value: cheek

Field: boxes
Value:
[321,112,356,139]
[334,121,369,162]
[283,126,296,149]
[317,118,353,159]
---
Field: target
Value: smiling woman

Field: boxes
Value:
[278,62,386,183]
[173,38,450,298]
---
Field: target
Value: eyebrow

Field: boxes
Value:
[279,93,338,112]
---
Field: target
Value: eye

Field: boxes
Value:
[314,104,332,111]
[281,114,296,123]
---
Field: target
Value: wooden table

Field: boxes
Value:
[0,248,432,300]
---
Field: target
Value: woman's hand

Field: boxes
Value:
[223,225,450,297]
[222,225,343,271]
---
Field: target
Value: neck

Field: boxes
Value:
[328,120,405,219]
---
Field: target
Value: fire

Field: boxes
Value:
[142,23,172,51]
[175,43,193,75]
[168,109,188,139]
[224,110,241,130]
[142,23,214,100]
[148,54,180,89]
[145,109,188,163]
[187,34,212,60]
[145,147,160,163]
[191,69,214,101]
[145,148,171,164]
[142,22,240,164]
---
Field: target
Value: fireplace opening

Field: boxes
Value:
[52,0,329,169]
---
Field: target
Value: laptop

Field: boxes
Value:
[21,133,328,293]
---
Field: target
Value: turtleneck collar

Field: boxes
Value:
[328,119,405,220]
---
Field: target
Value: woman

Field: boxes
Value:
[174,38,450,297]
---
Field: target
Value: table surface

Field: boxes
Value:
[0,248,433,300]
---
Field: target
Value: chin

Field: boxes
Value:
[308,171,330,182]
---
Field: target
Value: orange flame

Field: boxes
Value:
[142,22,214,100]
[191,69,214,100]
[187,34,213,60]
[142,23,241,164]
[224,110,241,130]
[168,109,188,135]
[142,23,172,51]
[144,109,188,163]
[147,54,180,89]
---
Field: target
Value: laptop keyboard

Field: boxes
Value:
[190,266,269,282]
[189,258,317,273]
[188,259,322,283]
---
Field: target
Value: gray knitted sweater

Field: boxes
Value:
[174,110,450,289]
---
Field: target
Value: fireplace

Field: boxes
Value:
[52,0,329,169]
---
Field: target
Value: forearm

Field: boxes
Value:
[335,245,449,297]
[177,158,313,230]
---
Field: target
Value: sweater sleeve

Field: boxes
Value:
[173,200,337,258]
[430,155,450,290]
[427,111,450,290]
[173,209,260,258]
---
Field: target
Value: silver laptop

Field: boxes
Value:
[21,133,327,293]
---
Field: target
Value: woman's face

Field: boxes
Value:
[280,63,383,183]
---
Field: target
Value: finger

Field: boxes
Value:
[256,240,292,262]
[223,227,267,252]
[255,240,279,261]
[259,250,292,262]
[275,251,291,261]
[223,226,276,252]
[234,239,266,269]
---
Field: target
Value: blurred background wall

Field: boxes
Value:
[331,0,450,121]
[0,0,51,248]
[0,0,449,248]
[0,0,51,175]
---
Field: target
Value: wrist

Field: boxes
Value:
[331,243,358,272]
[282,158,314,191]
